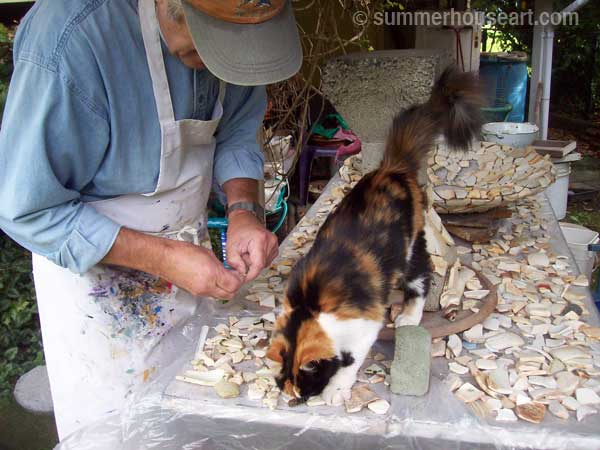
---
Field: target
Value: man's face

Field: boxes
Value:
[156,0,206,70]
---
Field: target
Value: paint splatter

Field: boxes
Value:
[89,267,173,340]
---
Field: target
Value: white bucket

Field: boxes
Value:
[481,122,539,148]
[559,222,599,280]
[545,163,571,220]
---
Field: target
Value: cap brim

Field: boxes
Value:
[182,1,303,86]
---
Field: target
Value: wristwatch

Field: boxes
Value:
[226,202,265,224]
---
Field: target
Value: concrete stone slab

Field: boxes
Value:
[390,326,432,396]
[13,365,54,415]
[322,49,451,172]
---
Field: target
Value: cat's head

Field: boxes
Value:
[266,310,353,402]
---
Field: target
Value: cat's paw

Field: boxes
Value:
[322,372,356,406]
[322,383,352,406]
[394,314,421,327]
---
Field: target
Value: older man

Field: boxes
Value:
[0,0,301,439]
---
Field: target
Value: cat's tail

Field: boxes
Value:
[380,66,483,174]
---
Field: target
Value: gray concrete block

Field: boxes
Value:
[390,326,432,396]
[13,365,54,415]
[322,49,452,145]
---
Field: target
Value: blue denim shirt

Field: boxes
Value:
[0,0,267,274]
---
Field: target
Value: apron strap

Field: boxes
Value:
[218,80,227,106]
[139,0,176,124]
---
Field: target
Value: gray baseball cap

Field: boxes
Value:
[182,0,303,86]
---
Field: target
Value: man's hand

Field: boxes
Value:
[160,240,244,299]
[102,228,244,300]
[226,210,278,282]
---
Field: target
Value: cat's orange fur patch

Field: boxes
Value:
[406,175,424,240]
[266,334,288,364]
[334,303,386,322]
[292,318,335,376]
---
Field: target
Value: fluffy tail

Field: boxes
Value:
[381,66,483,173]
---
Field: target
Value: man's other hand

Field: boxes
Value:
[226,210,278,282]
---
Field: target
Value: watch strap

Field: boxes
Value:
[226,202,265,223]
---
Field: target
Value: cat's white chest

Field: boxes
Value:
[317,313,382,356]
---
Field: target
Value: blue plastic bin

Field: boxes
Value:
[480,53,529,123]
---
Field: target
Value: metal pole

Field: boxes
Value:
[540,24,554,140]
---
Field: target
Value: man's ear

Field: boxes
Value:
[266,335,287,363]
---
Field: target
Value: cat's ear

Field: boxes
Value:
[266,335,287,363]
[300,360,319,372]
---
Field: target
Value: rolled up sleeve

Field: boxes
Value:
[0,59,120,274]
[213,84,267,186]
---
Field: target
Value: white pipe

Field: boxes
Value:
[561,0,590,14]
[540,25,554,140]
[528,0,552,125]
[537,0,588,139]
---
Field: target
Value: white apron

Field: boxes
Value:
[32,0,226,439]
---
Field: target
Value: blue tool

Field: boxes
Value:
[207,218,231,269]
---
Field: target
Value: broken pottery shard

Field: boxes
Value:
[575,388,600,406]
[444,373,463,392]
[214,380,240,399]
[577,405,598,422]
[431,340,446,357]
[487,368,512,395]
[463,324,484,344]
[179,369,225,387]
[306,396,326,407]
[550,347,591,363]
[365,364,385,376]
[572,275,589,287]
[447,334,463,358]
[562,396,580,411]
[496,408,518,422]
[516,402,546,424]
[556,371,580,395]
[464,290,490,300]
[390,326,431,396]
[486,332,525,351]
[449,362,469,375]
[258,293,276,308]
[527,252,550,267]
[548,400,569,420]
[455,382,485,403]
[247,383,266,400]
[367,399,391,415]
[373,352,386,361]
[345,385,378,413]
[529,376,557,389]
[484,397,503,413]
[582,326,600,340]
[476,359,498,371]
[482,317,500,331]
[242,372,257,383]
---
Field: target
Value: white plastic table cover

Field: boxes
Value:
[55,175,600,450]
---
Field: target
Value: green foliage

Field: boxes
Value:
[551,1,600,117]
[0,233,43,398]
[0,23,15,119]
[473,0,534,53]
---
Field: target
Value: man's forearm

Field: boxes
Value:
[101,227,172,276]
[222,178,259,207]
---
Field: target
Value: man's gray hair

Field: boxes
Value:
[166,0,184,20]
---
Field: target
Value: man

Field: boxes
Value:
[0,0,301,439]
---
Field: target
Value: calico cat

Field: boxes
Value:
[266,67,483,406]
